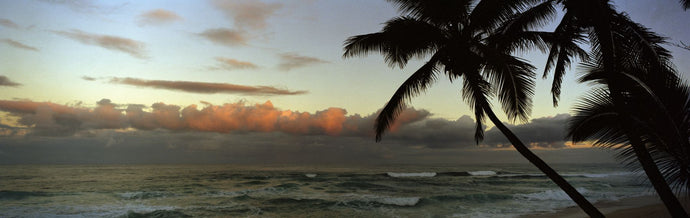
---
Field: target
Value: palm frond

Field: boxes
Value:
[682,0,690,10]
[343,16,444,68]
[461,71,493,143]
[542,12,589,106]
[567,88,626,147]
[499,0,557,34]
[386,0,472,26]
[375,53,442,141]
[479,48,536,122]
[610,13,675,81]
[490,31,552,53]
[469,0,546,32]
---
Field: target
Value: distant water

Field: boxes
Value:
[0,164,652,217]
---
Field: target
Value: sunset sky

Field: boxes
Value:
[1,0,689,164]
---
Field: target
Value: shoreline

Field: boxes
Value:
[524,195,689,218]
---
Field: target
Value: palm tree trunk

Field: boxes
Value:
[588,1,688,215]
[483,105,604,218]
[627,132,689,217]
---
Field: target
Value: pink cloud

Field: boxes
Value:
[0,99,430,137]
[278,53,328,71]
[215,57,258,70]
[53,29,147,59]
[0,18,20,29]
[2,39,39,51]
[198,28,247,47]
[138,9,182,26]
[211,0,282,30]
[104,77,306,96]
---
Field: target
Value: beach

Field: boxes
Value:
[527,195,689,218]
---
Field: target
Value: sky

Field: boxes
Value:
[0,0,688,165]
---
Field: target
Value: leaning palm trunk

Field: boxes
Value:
[589,1,688,215]
[343,0,602,215]
[483,106,603,217]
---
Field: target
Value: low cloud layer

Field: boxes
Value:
[0,98,580,150]
[54,29,147,59]
[0,99,611,164]
[211,0,283,31]
[138,9,182,26]
[198,28,247,47]
[484,114,572,148]
[0,76,22,87]
[2,39,39,51]
[0,99,426,137]
[215,57,258,70]
[98,77,306,96]
[0,18,20,29]
[278,53,328,71]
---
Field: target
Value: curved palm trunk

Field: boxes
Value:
[483,105,604,217]
[588,1,688,216]
[627,132,689,216]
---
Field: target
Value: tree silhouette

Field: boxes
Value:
[343,0,602,216]
[512,0,689,215]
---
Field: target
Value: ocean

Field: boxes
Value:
[0,163,652,217]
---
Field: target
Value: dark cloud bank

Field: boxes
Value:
[0,99,615,164]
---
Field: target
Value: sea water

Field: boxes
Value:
[0,163,652,217]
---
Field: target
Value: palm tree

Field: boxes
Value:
[568,64,690,200]
[342,0,603,216]
[510,0,689,215]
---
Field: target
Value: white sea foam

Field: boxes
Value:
[305,174,317,178]
[386,172,436,177]
[468,171,497,176]
[515,188,590,201]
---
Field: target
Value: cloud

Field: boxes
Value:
[211,0,283,30]
[0,99,431,137]
[278,53,328,71]
[37,0,126,13]
[198,28,247,47]
[2,39,39,51]
[0,18,20,29]
[0,127,615,165]
[53,29,147,59]
[0,98,582,151]
[81,76,96,81]
[100,77,306,96]
[138,9,182,26]
[214,57,258,70]
[0,76,22,87]
[483,114,573,149]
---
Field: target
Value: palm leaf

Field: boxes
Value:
[343,16,444,68]
[374,52,443,141]
[479,47,536,122]
[542,12,589,106]
[386,0,472,26]
[461,71,492,143]
[469,0,546,32]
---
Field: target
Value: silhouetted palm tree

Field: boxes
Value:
[568,63,690,199]
[342,0,602,216]
[512,0,689,215]
[682,0,690,10]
